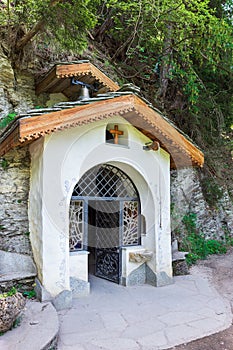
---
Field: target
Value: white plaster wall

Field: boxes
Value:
[69,251,89,282]
[29,116,172,296]
[28,139,44,282]
[122,246,145,278]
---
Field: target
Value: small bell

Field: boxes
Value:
[79,85,90,100]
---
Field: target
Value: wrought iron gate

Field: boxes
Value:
[70,164,141,284]
[95,201,121,283]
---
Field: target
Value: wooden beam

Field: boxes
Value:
[0,126,20,157]
[36,62,119,96]
[35,66,58,95]
[18,95,133,142]
[56,63,119,91]
[129,95,204,167]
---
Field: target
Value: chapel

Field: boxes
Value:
[0,61,204,307]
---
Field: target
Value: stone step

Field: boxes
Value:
[0,250,37,291]
[0,300,59,350]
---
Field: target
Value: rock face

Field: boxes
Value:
[0,250,37,292]
[0,44,47,291]
[0,250,37,281]
[0,292,26,333]
[0,46,37,119]
[0,147,31,255]
[171,168,233,240]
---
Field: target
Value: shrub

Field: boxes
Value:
[180,212,228,266]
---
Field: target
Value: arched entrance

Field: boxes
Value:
[69,164,141,284]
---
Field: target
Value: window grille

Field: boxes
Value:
[69,164,141,252]
[69,200,83,251]
[72,164,137,198]
[123,201,140,246]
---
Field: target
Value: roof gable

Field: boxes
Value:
[0,94,204,169]
[35,61,119,100]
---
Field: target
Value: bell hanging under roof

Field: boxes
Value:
[79,85,90,100]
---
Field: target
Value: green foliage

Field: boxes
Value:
[103,0,232,69]
[181,212,228,266]
[0,112,17,129]
[96,0,233,142]
[0,158,9,169]
[225,233,233,247]
[0,287,17,299]
[12,316,22,329]
[205,239,227,254]
[6,287,17,296]
[182,212,197,233]
[0,0,100,52]
[23,289,36,299]
[0,285,35,300]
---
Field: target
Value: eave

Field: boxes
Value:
[0,94,204,169]
[35,62,119,100]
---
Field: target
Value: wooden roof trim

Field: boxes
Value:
[0,125,20,156]
[0,94,204,168]
[17,95,134,143]
[130,95,204,167]
[56,63,119,91]
[36,62,119,95]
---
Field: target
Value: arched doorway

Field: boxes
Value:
[69,164,141,284]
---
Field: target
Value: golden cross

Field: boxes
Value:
[109,125,124,144]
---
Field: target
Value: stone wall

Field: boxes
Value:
[0,45,46,121]
[0,43,46,257]
[171,168,233,241]
[0,147,31,255]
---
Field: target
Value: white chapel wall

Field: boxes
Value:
[28,117,173,296]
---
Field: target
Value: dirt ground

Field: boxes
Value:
[168,248,233,350]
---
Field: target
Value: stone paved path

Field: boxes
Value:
[57,273,231,350]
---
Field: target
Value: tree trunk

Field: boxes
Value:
[15,20,45,51]
[159,24,174,99]
[15,0,61,51]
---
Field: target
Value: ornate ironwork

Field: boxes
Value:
[123,201,140,246]
[70,164,141,283]
[95,201,120,283]
[69,201,83,250]
[95,248,120,283]
[72,164,138,198]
